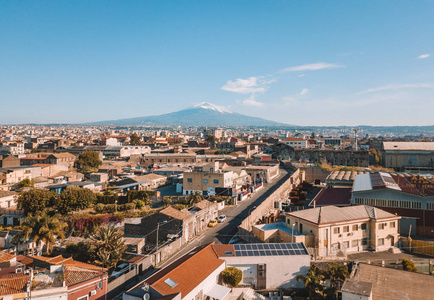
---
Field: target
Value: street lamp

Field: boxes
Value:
[292,223,296,243]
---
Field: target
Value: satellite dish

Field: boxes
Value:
[143,293,150,300]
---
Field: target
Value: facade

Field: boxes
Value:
[282,137,308,149]
[284,205,401,257]
[141,154,197,168]
[183,170,233,196]
[351,172,434,236]
[381,141,434,171]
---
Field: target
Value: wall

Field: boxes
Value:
[239,169,302,240]
[222,254,310,289]
[298,166,330,183]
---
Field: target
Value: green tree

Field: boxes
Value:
[89,223,127,269]
[325,263,349,298]
[162,197,172,207]
[66,241,92,263]
[130,133,142,145]
[12,212,67,254]
[221,267,243,288]
[296,265,325,300]
[57,186,97,215]
[402,258,417,272]
[17,178,34,189]
[187,191,203,206]
[16,189,57,215]
[133,199,146,209]
[76,150,102,173]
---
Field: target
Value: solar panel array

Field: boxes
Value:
[233,243,308,256]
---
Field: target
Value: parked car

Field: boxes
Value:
[208,219,218,227]
[111,263,129,278]
[218,215,227,223]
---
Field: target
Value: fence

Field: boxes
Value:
[401,237,434,257]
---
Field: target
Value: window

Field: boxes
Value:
[213,179,219,184]
[343,241,349,249]
[361,223,367,230]
[362,238,368,245]
[203,179,208,184]
[333,227,340,234]
[390,222,396,228]
[187,178,192,183]
[352,224,358,231]
[378,223,385,230]
[351,240,358,247]
[378,238,385,246]
[343,226,349,233]
[77,296,89,300]
[164,278,178,288]
[286,218,290,224]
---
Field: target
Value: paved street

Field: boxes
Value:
[157,168,291,269]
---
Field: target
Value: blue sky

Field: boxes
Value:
[1,1,433,126]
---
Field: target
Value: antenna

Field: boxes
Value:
[352,128,359,151]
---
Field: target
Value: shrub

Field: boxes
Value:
[221,267,243,287]
[133,199,146,209]
[94,203,105,214]
[104,204,116,213]
[402,258,417,272]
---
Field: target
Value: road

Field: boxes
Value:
[158,167,291,269]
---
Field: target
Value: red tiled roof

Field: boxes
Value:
[146,244,224,298]
[309,188,352,207]
[0,273,29,296]
[210,244,235,257]
[64,266,104,286]
[0,252,15,264]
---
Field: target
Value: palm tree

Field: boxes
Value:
[325,262,349,299]
[296,265,325,299]
[89,223,126,269]
[187,191,203,206]
[11,212,67,254]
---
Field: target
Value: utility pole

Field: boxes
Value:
[156,220,167,265]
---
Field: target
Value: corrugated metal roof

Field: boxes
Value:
[383,141,434,151]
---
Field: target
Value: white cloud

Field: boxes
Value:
[221,76,275,94]
[242,94,264,107]
[297,74,305,78]
[359,83,434,94]
[417,54,430,59]
[299,88,309,96]
[280,62,343,73]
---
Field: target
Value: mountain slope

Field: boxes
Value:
[93,102,290,126]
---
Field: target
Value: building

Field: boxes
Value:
[182,163,234,196]
[342,263,434,300]
[141,153,197,168]
[284,205,401,257]
[212,243,310,289]
[282,137,308,149]
[382,141,434,171]
[351,172,434,236]
[0,155,20,168]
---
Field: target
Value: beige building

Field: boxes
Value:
[382,141,434,171]
[183,169,233,196]
[284,205,401,257]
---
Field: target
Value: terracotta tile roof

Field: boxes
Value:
[211,244,235,257]
[0,273,29,296]
[283,137,306,141]
[160,207,191,220]
[16,256,33,266]
[64,266,103,286]
[0,191,17,198]
[0,252,15,263]
[30,255,106,272]
[145,244,224,298]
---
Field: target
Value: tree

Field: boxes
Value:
[66,241,92,263]
[162,197,172,207]
[187,191,203,206]
[296,265,325,300]
[205,135,219,143]
[57,186,97,215]
[16,189,57,215]
[76,150,102,173]
[17,178,34,189]
[130,133,142,146]
[12,212,67,254]
[133,199,146,209]
[89,223,127,269]
[325,262,349,298]
[221,267,243,288]
[402,258,417,272]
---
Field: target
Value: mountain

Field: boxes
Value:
[93,102,291,126]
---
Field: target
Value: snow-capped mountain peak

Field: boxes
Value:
[193,102,231,113]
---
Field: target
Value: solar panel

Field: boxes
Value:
[252,244,258,250]
[253,250,260,256]
[271,250,278,255]
[257,244,264,250]
[277,250,284,255]
[235,251,242,256]
[232,244,308,256]
[259,250,266,256]
[269,244,276,249]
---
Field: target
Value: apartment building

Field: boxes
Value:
[284,205,400,257]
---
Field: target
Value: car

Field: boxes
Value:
[111,263,129,278]
[218,215,227,223]
[208,219,218,227]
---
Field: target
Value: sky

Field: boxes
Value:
[0,1,433,126]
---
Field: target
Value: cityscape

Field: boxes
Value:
[1,1,434,300]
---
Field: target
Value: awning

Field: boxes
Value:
[205,284,231,300]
